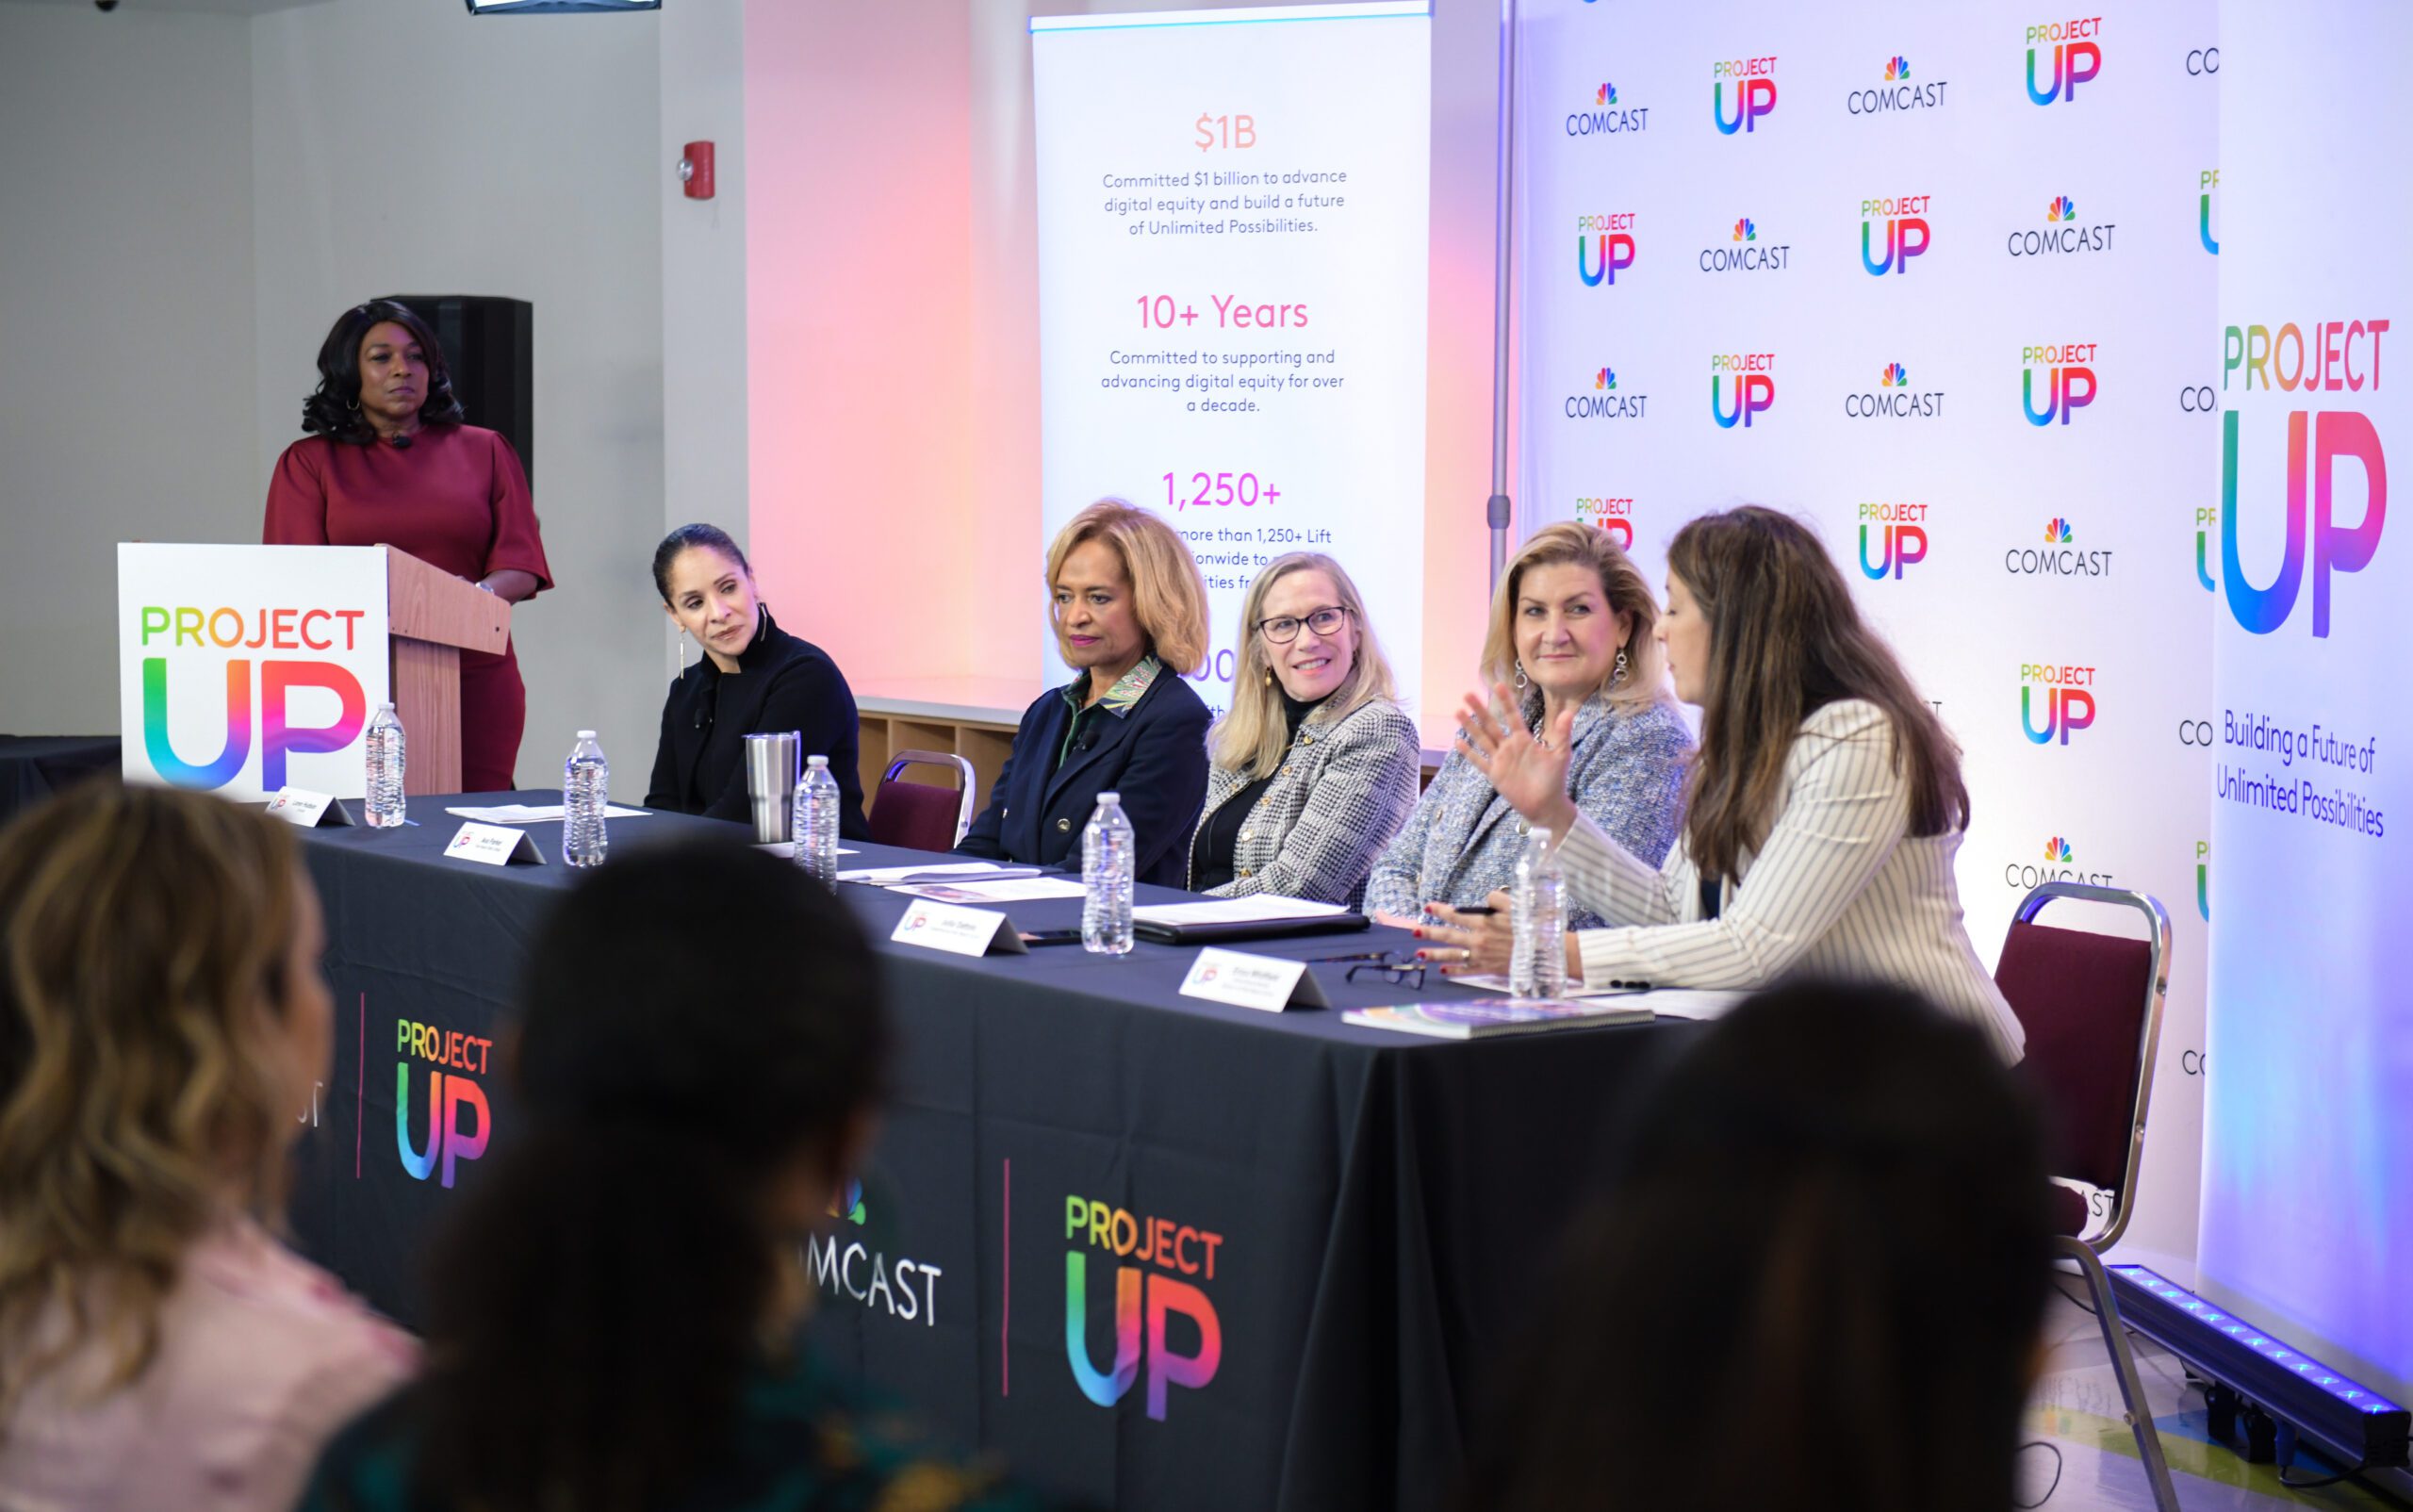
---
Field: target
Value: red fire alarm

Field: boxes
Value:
[678,140,715,200]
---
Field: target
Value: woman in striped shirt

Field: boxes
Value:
[1422,506,2025,1061]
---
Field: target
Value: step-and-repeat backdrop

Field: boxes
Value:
[1518,2,2219,1263]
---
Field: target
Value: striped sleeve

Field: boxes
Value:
[1571,704,1909,989]
[1555,810,1687,927]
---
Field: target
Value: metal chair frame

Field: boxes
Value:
[878,749,978,846]
[2011,880,2178,1512]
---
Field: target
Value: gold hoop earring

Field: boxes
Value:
[1613,648,1630,682]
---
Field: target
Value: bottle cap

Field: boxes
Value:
[577,730,597,739]
[378,702,396,712]
[1097,791,1120,803]
[808,754,829,767]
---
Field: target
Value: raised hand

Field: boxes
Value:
[1454,682,1578,833]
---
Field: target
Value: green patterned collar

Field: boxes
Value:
[1061,654,1162,719]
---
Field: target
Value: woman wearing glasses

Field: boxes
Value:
[1366,522,1690,927]
[1187,553,1420,905]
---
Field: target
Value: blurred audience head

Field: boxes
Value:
[405,835,888,1511]
[1464,979,2053,1512]
[0,783,326,1410]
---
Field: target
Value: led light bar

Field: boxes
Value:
[2109,1265,2409,1472]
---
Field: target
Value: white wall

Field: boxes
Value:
[658,0,748,688]
[0,3,259,734]
[250,0,666,793]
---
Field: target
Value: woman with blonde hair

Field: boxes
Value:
[1187,552,1420,904]
[1367,521,1691,926]
[958,498,1214,885]
[0,784,414,1510]
[1426,506,2025,1061]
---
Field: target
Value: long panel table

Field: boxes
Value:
[287,794,1704,1512]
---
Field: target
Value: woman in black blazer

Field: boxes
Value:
[957,500,1211,886]
[643,524,869,838]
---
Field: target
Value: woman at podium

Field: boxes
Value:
[262,300,552,793]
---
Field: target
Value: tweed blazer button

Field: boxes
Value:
[1517,819,1531,837]
[1056,817,1072,832]
[1239,830,1254,843]
[1239,867,1254,879]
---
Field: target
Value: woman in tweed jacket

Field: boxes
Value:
[1366,523,1689,927]
[1188,553,1421,907]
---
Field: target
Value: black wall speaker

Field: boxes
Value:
[386,294,534,484]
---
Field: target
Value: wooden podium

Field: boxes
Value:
[383,545,510,796]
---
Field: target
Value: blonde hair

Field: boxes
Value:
[1481,521,1670,715]
[0,784,304,1422]
[1211,552,1400,778]
[1045,500,1212,677]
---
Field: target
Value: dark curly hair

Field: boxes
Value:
[300,299,467,444]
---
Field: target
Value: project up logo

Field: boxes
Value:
[2200,170,2220,255]
[1567,81,1648,137]
[135,605,370,791]
[2026,17,2103,105]
[2220,316,2392,637]
[1574,496,1634,550]
[1065,1194,1223,1422]
[2019,661,2096,746]
[396,1016,493,1191]
[1710,352,1775,429]
[1861,194,1930,275]
[1858,501,1929,581]
[1577,212,1637,286]
[1712,55,1778,134]
[2022,342,2097,426]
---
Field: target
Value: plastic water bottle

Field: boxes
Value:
[564,731,609,868]
[795,754,841,885]
[363,703,406,829]
[1511,826,1568,999]
[1082,792,1137,955]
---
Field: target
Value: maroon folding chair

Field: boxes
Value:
[867,750,977,853]
[1994,879,2180,1511]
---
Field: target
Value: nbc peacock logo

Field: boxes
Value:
[1568,82,1649,138]
[1733,217,1755,241]
[2007,832,2111,890]
[1847,362,1943,419]
[2045,518,2073,543]
[1701,216,1789,272]
[1567,363,1645,419]
[1882,362,1908,387]
[1849,53,1947,116]
[2048,194,2076,222]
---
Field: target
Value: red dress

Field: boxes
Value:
[262,426,553,793]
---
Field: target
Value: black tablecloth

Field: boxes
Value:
[0,735,121,827]
[287,792,1704,1512]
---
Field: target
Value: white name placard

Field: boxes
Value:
[443,820,546,866]
[1178,946,1330,1013]
[890,898,1027,957]
[264,786,353,828]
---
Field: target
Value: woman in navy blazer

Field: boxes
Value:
[957,501,1211,886]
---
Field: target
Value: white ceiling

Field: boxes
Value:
[3,0,335,15]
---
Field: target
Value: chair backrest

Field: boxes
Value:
[1992,881,2171,1251]
[869,750,977,851]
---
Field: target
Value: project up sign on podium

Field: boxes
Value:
[117,544,507,799]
